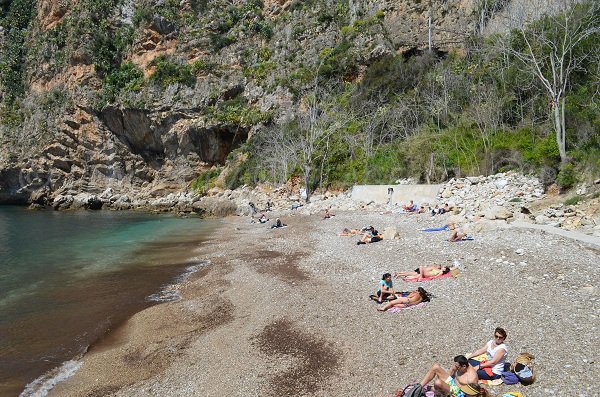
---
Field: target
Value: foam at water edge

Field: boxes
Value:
[19,359,82,397]
[145,258,210,303]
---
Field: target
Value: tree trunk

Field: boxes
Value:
[303,164,311,202]
[553,98,567,163]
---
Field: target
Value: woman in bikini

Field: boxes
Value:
[394,265,451,280]
[377,287,431,311]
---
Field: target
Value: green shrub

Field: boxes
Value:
[207,98,272,126]
[0,0,36,103]
[252,20,273,39]
[564,195,585,205]
[509,197,522,202]
[209,33,236,50]
[191,168,221,194]
[149,56,196,88]
[556,163,577,190]
[192,59,219,75]
[100,62,144,106]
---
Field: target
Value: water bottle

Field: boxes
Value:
[453,259,464,272]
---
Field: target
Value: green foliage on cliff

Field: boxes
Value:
[0,0,36,104]
[191,168,221,194]
[207,97,272,126]
[149,56,196,88]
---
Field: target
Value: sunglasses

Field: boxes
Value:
[495,334,505,339]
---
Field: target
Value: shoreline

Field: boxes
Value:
[6,213,220,397]
[44,211,599,397]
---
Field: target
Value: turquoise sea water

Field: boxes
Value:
[0,206,216,396]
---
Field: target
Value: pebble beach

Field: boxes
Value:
[46,210,599,397]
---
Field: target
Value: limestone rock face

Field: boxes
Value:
[0,0,482,209]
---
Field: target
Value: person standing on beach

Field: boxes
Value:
[387,187,394,207]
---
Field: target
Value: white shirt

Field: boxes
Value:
[486,339,508,375]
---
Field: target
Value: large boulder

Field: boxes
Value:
[447,214,467,225]
[72,193,103,210]
[382,226,400,240]
[52,194,74,210]
[193,197,237,217]
[484,206,513,220]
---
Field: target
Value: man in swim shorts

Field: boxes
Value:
[419,355,484,396]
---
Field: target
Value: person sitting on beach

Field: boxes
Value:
[323,207,335,219]
[357,226,382,245]
[339,228,360,236]
[402,200,418,212]
[448,229,472,242]
[271,218,287,229]
[431,203,450,216]
[291,201,302,210]
[419,355,488,397]
[416,206,426,214]
[464,327,508,381]
[376,287,430,311]
[394,265,452,280]
[370,273,398,303]
[258,213,269,224]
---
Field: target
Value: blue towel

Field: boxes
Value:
[421,225,449,232]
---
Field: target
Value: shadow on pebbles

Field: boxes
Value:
[254,318,339,396]
[247,250,311,284]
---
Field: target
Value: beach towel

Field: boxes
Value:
[421,225,450,232]
[387,302,426,313]
[402,272,455,282]
[450,234,474,242]
[479,378,504,386]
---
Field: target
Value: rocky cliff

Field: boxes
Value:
[0,0,483,208]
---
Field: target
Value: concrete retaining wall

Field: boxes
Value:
[351,184,443,206]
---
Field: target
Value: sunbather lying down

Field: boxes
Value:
[394,265,452,280]
[338,228,360,236]
[448,230,473,242]
[377,287,431,311]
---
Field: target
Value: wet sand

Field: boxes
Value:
[47,212,600,397]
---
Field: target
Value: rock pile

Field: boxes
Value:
[436,172,545,218]
[433,171,599,236]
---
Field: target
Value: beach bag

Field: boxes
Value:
[501,371,519,385]
[511,353,536,385]
[397,383,424,397]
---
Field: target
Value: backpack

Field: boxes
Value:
[511,352,536,385]
[398,383,424,397]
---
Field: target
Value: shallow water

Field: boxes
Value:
[0,206,216,396]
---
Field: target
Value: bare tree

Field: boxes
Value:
[295,82,342,202]
[469,81,505,172]
[492,0,600,163]
[253,122,299,186]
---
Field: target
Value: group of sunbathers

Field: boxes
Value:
[416,327,509,396]
[371,272,432,311]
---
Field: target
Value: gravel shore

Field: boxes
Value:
[48,211,600,397]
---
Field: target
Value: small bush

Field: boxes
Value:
[100,61,144,105]
[509,197,522,202]
[149,56,196,88]
[191,168,221,194]
[556,163,577,190]
[564,195,585,206]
